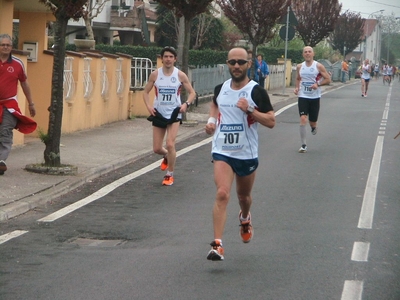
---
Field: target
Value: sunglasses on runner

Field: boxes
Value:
[227,59,248,66]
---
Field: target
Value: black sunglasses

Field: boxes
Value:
[227,59,249,66]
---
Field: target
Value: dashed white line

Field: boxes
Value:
[0,230,29,245]
[351,241,370,262]
[358,135,384,229]
[341,280,363,300]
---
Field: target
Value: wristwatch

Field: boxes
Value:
[247,104,255,113]
[185,101,191,107]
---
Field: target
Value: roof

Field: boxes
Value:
[363,19,379,38]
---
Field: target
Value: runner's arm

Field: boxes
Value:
[142,71,157,115]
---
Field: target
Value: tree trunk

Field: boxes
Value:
[177,17,184,68]
[179,17,192,121]
[182,17,191,76]
[84,17,95,40]
[44,12,68,167]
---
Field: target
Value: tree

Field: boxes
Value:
[217,0,290,54]
[379,13,400,64]
[155,0,214,75]
[191,12,216,50]
[330,10,364,56]
[38,0,87,167]
[292,0,341,47]
[219,16,242,50]
[82,0,111,40]
[155,5,224,50]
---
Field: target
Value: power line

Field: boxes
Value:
[366,0,400,9]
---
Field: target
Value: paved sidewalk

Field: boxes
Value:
[0,83,343,221]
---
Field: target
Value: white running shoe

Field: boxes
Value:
[298,145,307,153]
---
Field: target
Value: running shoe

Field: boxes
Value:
[298,145,307,153]
[364,94,367,98]
[207,240,224,261]
[311,127,318,135]
[160,156,168,171]
[239,211,253,243]
[0,160,7,175]
[162,175,174,186]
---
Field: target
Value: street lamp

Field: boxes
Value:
[364,9,384,61]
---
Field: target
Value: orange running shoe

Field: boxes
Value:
[207,240,224,261]
[162,175,174,186]
[160,156,168,171]
[239,211,253,243]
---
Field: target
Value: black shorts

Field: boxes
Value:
[212,153,258,177]
[298,97,320,122]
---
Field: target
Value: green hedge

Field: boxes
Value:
[66,44,303,66]
[257,47,303,64]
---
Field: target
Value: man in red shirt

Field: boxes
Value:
[0,33,36,175]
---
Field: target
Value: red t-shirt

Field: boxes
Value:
[0,55,27,100]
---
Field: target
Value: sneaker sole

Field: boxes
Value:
[207,250,224,261]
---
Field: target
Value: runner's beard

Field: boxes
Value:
[230,69,247,83]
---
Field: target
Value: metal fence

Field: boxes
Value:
[190,64,231,96]
[130,60,290,96]
[131,58,153,89]
[267,64,286,90]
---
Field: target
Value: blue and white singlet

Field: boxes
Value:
[212,79,260,160]
[298,61,321,99]
[153,67,182,119]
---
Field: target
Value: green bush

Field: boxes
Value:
[69,44,304,66]
[257,47,303,64]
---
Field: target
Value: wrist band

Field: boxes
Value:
[207,117,217,124]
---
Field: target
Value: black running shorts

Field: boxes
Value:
[298,97,320,122]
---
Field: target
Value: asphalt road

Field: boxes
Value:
[1,78,400,300]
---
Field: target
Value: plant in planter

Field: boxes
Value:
[82,0,111,40]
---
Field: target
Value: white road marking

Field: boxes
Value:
[39,87,339,222]
[358,132,384,229]
[351,241,370,262]
[275,102,296,116]
[0,230,29,245]
[37,137,213,222]
[341,280,363,300]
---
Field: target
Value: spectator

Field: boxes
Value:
[254,54,269,89]
[341,59,349,83]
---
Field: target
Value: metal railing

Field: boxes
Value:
[130,57,153,89]
[63,57,75,101]
[100,58,109,101]
[116,58,125,96]
[129,60,291,96]
[267,64,286,90]
[83,57,94,100]
[190,64,230,96]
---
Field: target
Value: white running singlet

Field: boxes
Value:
[212,79,260,160]
[153,67,182,119]
[298,61,321,99]
[382,66,388,76]
[361,64,371,80]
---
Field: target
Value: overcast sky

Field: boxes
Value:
[339,0,400,17]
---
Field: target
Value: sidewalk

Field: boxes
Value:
[0,83,342,221]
